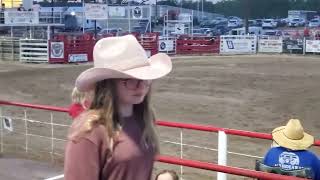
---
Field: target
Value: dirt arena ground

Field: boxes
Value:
[0,54,320,180]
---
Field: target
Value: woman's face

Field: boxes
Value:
[116,79,151,105]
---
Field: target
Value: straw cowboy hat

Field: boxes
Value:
[272,119,314,150]
[75,35,172,91]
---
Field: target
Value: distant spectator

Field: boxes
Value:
[1,3,5,11]
[304,27,310,38]
[17,4,25,11]
[68,87,91,119]
[263,119,320,180]
[315,31,320,40]
[155,170,179,180]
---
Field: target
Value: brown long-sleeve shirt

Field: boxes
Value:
[64,115,156,180]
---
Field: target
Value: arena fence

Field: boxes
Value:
[0,100,319,180]
[19,39,49,63]
[0,37,20,61]
[1,34,320,63]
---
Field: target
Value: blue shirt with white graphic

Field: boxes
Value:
[263,147,320,180]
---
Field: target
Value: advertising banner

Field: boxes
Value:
[108,6,126,17]
[50,42,64,59]
[85,3,108,20]
[132,6,143,19]
[4,11,39,24]
[220,35,257,54]
[305,40,320,53]
[258,39,283,53]
[68,54,88,63]
[159,40,174,52]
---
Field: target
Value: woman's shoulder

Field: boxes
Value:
[68,111,109,146]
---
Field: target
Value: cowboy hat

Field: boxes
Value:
[272,119,314,150]
[75,35,172,91]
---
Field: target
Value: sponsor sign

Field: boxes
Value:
[3,117,13,132]
[175,24,185,34]
[220,35,257,54]
[305,40,320,53]
[85,3,108,20]
[258,39,283,53]
[4,11,39,24]
[159,40,174,52]
[68,54,88,63]
[132,6,142,19]
[108,6,126,17]
[50,42,64,59]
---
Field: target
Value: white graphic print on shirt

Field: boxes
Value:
[278,152,302,170]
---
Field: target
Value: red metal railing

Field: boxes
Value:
[157,155,307,180]
[0,100,314,179]
[1,100,319,146]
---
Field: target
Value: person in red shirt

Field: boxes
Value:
[64,35,172,180]
[304,27,310,38]
[68,87,91,119]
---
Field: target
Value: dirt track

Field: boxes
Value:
[0,54,320,180]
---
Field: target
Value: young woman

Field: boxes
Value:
[64,35,172,180]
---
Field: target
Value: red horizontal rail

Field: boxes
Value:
[156,155,308,180]
[0,100,319,146]
[0,100,68,113]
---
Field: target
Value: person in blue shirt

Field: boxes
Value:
[263,119,320,180]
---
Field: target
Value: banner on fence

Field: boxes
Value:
[68,54,88,63]
[132,6,143,19]
[159,40,174,52]
[4,11,39,24]
[50,42,64,59]
[85,3,108,19]
[3,117,13,132]
[283,39,303,53]
[175,24,185,35]
[306,40,320,53]
[258,39,283,53]
[108,6,126,17]
[220,35,257,54]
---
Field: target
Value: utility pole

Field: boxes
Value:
[94,0,97,38]
[201,0,203,19]
[244,0,250,34]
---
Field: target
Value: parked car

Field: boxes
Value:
[98,28,122,36]
[288,18,305,27]
[132,26,146,33]
[308,18,320,28]
[255,19,263,26]
[262,30,282,36]
[262,19,277,29]
[248,20,257,26]
[227,18,243,28]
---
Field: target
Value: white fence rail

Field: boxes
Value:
[19,39,49,63]
[0,105,268,180]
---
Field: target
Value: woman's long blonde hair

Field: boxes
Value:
[70,79,160,153]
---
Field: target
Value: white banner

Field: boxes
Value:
[305,40,320,53]
[68,54,88,63]
[50,42,64,59]
[159,40,174,51]
[258,39,283,53]
[108,6,126,17]
[85,3,108,20]
[220,35,257,54]
[4,11,39,24]
[175,24,185,34]
[132,6,143,19]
